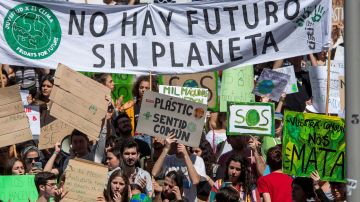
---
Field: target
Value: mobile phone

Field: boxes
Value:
[33,162,43,169]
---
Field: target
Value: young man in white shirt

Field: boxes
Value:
[120,138,153,196]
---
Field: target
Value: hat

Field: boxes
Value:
[21,146,40,158]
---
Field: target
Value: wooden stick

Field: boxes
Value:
[149,71,152,91]
[0,66,4,88]
[13,145,17,158]
[325,50,331,115]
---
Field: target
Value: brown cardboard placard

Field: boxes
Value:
[50,86,107,127]
[0,101,23,118]
[39,119,74,150]
[54,64,109,111]
[50,64,110,140]
[0,113,30,135]
[0,128,33,148]
[50,103,99,140]
[0,86,32,147]
[63,158,108,202]
[0,85,22,106]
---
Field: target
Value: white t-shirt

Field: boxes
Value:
[159,154,206,202]
[205,130,227,152]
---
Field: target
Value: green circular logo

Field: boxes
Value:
[246,109,260,126]
[3,3,61,59]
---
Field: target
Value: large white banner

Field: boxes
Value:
[0,0,331,74]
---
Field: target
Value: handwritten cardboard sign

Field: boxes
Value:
[162,71,218,111]
[63,158,108,201]
[335,61,345,113]
[0,175,38,202]
[273,66,299,94]
[39,118,74,150]
[227,102,274,136]
[82,72,135,104]
[253,68,290,102]
[136,91,207,147]
[220,65,255,112]
[50,64,110,140]
[0,85,32,148]
[282,111,345,182]
[159,85,208,105]
[308,65,340,114]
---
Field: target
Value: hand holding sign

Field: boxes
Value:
[164,132,177,150]
[177,143,188,156]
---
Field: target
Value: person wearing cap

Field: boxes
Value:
[21,145,43,174]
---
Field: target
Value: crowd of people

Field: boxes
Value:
[0,0,346,200]
[0,44,347,202]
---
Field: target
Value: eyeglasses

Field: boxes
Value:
[45,183,58,188]
[25,157,40,164]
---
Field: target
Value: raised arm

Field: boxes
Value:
[152,133,176,177]
[177,144,200,185]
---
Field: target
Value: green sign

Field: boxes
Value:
[111,74,135,103]
[220,66,255,112]
[81,72,135,103]
[227,102,274,137]
[3,3,61,59]
[0,175,38,202]
[282,111,346,182]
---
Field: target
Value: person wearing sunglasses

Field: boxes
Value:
[35,171,62,202]
[21,146,43,174]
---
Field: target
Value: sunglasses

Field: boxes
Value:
[25,157,40,164]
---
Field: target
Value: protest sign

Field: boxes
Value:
[64,158,108,201]
[112,74,135,103]
[253,68,290,102]
[159,85,208,105]
[227,102,274,136]
[0,0,331,74]
[332,0,344,26]
[136,91,206,147]
[309,65,340,114]
[282,111,345,182]
[334,61,345,113]
[273,66,299,94]
[39,118,74,150]
[24,105,40,139]
[50,64,110,139]
[0,175,38,202]
[0,85,32,148]
[162,72,218,111]
[82,72,135,103]
[19,90,41,138]
[220,65,254,112]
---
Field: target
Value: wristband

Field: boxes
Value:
[53,151,59,155]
